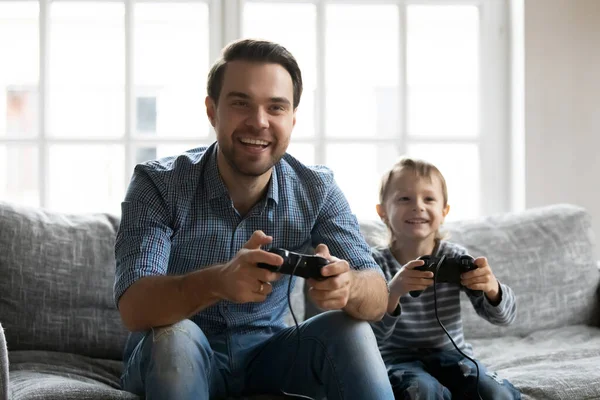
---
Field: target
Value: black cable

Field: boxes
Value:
[432,255,482,400]
[279,259,315,400]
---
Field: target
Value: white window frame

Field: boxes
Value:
[234,0,511,217]
[1,0,510,217]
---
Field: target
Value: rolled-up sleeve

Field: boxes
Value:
[312,179,384,277]
[113,165,174,307]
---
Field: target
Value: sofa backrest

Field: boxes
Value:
[0,201,128,360]
[359,204,600,339]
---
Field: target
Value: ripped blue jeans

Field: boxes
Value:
[120,311,394,400]
[387,349,521,400]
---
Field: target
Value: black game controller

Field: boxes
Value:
[257,248,329,281]
[409,254,480,298]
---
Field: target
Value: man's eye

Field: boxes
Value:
[271,105,285,112]
[232,101,248,107]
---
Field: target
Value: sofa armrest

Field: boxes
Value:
[0,322,9,400]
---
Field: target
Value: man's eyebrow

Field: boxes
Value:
[269,97,291,106]
[226,91,251,99]
[225,91,291,106]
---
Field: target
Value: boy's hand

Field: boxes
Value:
[460,257,501,304]
[389,259,434,299]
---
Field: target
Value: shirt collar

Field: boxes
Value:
[205,142,279,205]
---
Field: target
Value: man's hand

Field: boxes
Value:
[461,257,501,304]
[214,230,282,304]
[306,244,354,310]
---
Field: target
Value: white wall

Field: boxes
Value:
[524,0,600,256]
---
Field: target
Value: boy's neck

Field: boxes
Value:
[390,237,439,266]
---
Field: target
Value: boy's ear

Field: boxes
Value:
[442,204,450,218]
[376,204,385,220]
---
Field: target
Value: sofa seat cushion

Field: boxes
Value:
[9,351,304,400]
[9,351,136,400]
[470,325,600,400]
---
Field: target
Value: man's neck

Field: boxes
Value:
[217,156,272,217]
[390,237,437,266]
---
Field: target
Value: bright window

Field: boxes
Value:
[0,0,509,221]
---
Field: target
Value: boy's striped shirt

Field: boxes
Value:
[370,241,517,363]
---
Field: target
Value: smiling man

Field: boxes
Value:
[114,39,393,400]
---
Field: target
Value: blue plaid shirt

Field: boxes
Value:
[114,142,381,336]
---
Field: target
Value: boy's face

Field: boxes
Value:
[377,170,450,243]
[206,60,296,179]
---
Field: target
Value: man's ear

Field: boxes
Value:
[205,96,216,127]
[376,204,386,220]
[292,108,297,128]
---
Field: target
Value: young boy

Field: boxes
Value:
[371,157,521,400]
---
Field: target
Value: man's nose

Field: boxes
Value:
[246,106,269,130]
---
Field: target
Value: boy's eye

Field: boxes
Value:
[397,196,409,202]
[425,197,436,202]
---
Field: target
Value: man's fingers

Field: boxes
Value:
[243,230,273,250]
[314,243,331,259]
[319,260,349,277]
[242,249,283,271]
[404,260,425,269]
[309,274,350,291]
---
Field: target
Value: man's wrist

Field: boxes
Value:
[182,265,224,311]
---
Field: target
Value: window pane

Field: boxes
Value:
[243,2,317,138]
[48,145,124,214]
[0,145,39,206]
[49,2,124,138]
[407,5,479,137]
[286,143,314,166]
[326,143,401,220]
[326,5,400,139]
[134,143,208,165]
[135,3,209,138]
[407,143,479,221]
[0,2,39,137]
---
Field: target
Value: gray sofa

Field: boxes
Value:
[1,200,599,399]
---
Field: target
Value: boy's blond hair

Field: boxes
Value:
[378,157,450,244]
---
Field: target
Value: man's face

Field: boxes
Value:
[206,60,296,178]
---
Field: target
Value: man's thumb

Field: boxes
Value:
[314,243,330,257]
[243,230,271,249]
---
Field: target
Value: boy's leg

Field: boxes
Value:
[121,319,228,400]
[243,310,395,400]
[425,349,521,400]
[387,360,451,400]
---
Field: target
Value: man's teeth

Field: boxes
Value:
[240,138,269,146]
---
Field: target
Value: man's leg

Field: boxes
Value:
[121,319,227,400]
[243,310,394,400]
[425,349,521,400]
[387,360,451,400]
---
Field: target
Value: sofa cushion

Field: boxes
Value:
[470,325,600,400]
[448,204,599,339]
[9,351,135,400]
[0,201,128,360]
